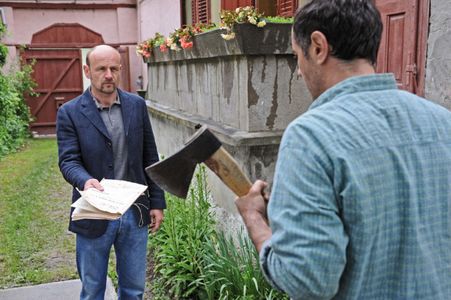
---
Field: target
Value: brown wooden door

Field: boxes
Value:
[118,47,131,92]
[375,0,425,94]
[23,49,83,134]
[221,0,255,10]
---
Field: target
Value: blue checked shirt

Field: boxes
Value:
[260,74,451,299]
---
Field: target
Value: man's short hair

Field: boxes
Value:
[293,0,382,65]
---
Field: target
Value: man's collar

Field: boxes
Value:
[89,88,121,110]
[308,73,397,111]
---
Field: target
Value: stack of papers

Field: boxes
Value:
[71,179,148,221]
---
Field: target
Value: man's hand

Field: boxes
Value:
[84,178,104,191]
[235,180,272,253]
[149,209,164,233]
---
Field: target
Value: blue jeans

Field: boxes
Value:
[76,209,148,300]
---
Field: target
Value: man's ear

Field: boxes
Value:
[83,65,91,79]
[310,31,329,65]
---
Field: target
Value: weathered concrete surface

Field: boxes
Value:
[145,24,312,230]
[147,101,281,230]
[425,0,451,109]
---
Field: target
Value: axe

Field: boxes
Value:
[145,125,252,199]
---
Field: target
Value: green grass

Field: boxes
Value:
[0,138,78,288]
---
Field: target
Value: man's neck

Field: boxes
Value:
[91,90,117,107]
[329,59,376,88]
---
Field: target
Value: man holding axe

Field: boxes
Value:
[235,0,451,299]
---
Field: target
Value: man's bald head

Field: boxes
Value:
[86,45,121,66]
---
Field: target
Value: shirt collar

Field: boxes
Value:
[90,89,121,110]
[309,73,398,111]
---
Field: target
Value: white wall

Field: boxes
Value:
[137,0,181,88]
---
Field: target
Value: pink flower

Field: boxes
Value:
[180,36,193,49]
[181,40,193,49]
[160,43,168,52]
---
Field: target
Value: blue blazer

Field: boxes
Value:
[56,89,165,238]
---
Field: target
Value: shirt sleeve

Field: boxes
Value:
[260,123,349,300]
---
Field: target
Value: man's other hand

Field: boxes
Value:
[149,209,164,233]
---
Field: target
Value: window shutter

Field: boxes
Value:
[276,0,298,17]
[192,0,211,24]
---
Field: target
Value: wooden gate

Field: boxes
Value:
[23,23,104,134]
[23,49,84,135]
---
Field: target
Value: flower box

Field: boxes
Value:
[144,23,292,63]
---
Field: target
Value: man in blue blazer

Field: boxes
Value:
[57,45,165,299]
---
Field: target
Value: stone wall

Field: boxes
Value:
[425,0,451,109]
[145,24,311,230]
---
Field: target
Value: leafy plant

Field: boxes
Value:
[0,26,35,159]
[197,230,289,300]
[149,165,288,299]
[136,6,268,59]
[220,6,267,40]
[137,23,216,59]
[149,166,217,299]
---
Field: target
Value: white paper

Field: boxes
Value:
[75,179,148,214]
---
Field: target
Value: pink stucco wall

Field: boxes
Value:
[137,0,182,86]
[138,0,181,40]
[0,2,142,92]
[0,0,182,93]
[2,8,137,44]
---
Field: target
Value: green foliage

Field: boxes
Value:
[0,75,29,157]
[149,166,288,299]
[265,16,294,24]
[0,31,36,158]
[149,166,217,299]
[0,24,7,67]
[197,231,289,300]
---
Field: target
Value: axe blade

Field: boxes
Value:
[145,125,222,199]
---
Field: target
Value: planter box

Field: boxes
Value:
[145,23,293,63]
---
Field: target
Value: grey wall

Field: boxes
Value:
[425,0,451,109]
[145,24,312,230]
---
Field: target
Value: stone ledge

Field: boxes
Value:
[146,100,283,147]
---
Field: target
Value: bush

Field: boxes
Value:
[149,166,288,299]
[0,25,35,158]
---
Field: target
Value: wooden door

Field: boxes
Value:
[23,49,83,134]
[375,0,427,94]
[118,47,131,92]
[221,0,255,10]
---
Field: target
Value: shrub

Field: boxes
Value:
[149,166,217,299]
[149,166,288,299]
[0,25,35,158]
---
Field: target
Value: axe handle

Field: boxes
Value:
[204,146,252,197]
